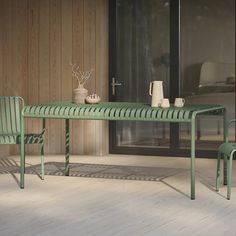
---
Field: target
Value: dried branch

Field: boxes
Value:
[70,63,93,87]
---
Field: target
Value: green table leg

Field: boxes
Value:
[191,117,196,200]
[41,118,45,180]
[65,119,70,176]
[223,109,227,185]
[20,115,25,188]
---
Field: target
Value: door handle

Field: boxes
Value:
[111,77,122,95]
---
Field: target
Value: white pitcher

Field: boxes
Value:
[149,81,164,107]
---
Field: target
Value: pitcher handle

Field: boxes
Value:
[149,82,153,96]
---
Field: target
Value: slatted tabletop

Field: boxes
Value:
[22,102,225,122]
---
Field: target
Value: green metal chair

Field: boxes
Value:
[0,96,45,179]
[216,119,236,200]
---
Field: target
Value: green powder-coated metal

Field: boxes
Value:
[20,101,226,200]
[190,116,196,200]
[65,119,70,176]
[0,96,45,183]
[216,118,236,200]
[22,102,225,122]
[0,133,44,144]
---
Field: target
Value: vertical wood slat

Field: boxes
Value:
[3,0,15,159]
[7,0,15,154]
[0,1,3,98]
[1,0,8,97]
[95,0,109,155]
[12,0,18,96]
[6,0,13,96]
[95,0,102,155]
[49,0,62,154]
[11,0,28,154]
[12,0,28,107]
[39,0,50,153]
[84,0,96,155]
[61,0,73,154]
[0,1,10,156]
[0,0,3,136]
[72,0,84,154]
[16,0,28,103]
[28,0,40,154]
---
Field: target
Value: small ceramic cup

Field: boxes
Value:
[161,98,170,108]
[174,98,185,107]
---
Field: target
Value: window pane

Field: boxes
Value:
[180,0,235,150]
[115,0,170,148]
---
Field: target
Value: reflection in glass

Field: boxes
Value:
[115,0,170,148]
[180,0,235,150]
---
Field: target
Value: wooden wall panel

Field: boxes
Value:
[0,0,109,157]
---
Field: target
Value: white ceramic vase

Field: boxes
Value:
[73,84,88,104]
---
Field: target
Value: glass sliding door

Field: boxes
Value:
[179,0,235,151]
[109,0,235,157]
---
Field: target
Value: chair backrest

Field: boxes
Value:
[0,96,24,135]
[199,62,235,86]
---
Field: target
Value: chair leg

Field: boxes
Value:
[223,154,228,185]
[227,153,234,200]
[216,152,221,192]
[40,142,44,180]
[19,144,26,174]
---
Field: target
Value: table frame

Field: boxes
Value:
[19,103,227,199]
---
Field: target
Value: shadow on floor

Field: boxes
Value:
[26,162,188,181]
[0,158,20,186]
[1,158,226,199]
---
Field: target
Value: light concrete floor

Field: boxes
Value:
[0,154,236,236]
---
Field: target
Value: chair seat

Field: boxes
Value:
[0,133,44,145]
[219,142,236,157]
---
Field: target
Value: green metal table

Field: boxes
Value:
[20,102,226,199]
